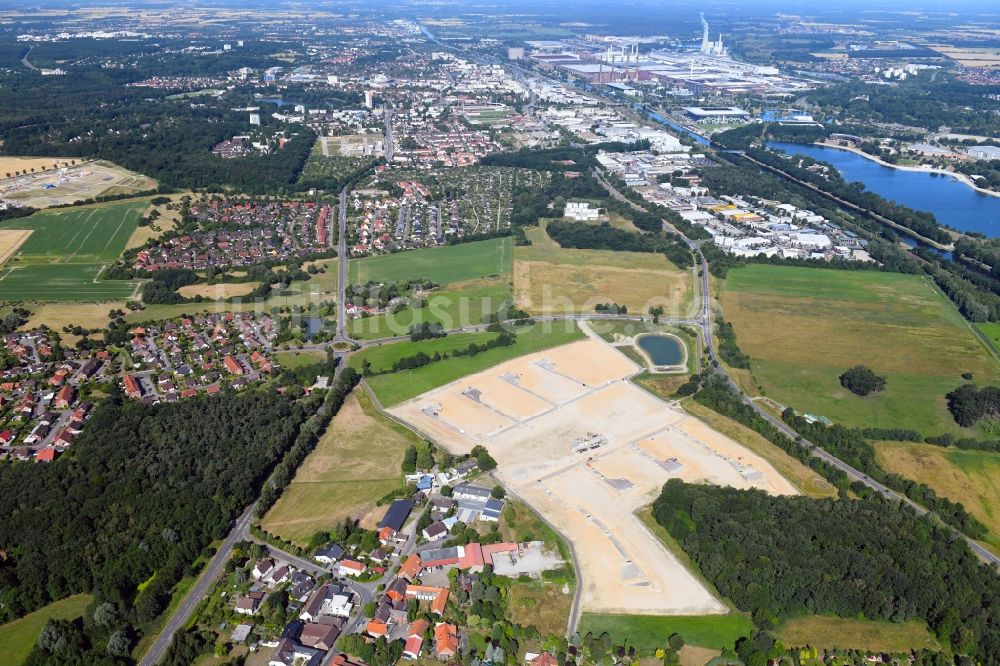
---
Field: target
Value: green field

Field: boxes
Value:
[348,279,510,340]
[578,613,753,653]
[0,201,145,301]
[774,615,940,652]
[260,389,415,544]
[366,322,585,406]
[0,594,93,665]
[722,265,1000,436]
[349,331,506,374]
[348,237,511,286]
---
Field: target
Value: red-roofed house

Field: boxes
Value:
[434,623,459,659]
[399,554,422,581]
[403,619,429,660]
[338,559,366,577]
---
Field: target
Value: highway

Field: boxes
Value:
[138,504,257,666]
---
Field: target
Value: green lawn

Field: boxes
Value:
[349,331,506,374]
[348,237,512,286]
[774,615,940,652]
[0,594,94,665]
[367,322,585,406]
[578,612,753,653]
[0,201,146,301]
[348,279,510,340]
[275,350,328,369]
[721,265,1000,436]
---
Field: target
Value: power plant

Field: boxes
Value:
[699,13,728,57]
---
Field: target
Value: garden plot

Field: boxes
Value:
[390,334,796,616]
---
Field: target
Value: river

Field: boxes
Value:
[767,141,1000,237]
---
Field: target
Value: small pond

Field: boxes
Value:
[636,334,685,367]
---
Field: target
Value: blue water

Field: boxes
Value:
[637,334,684,366]
[767,141,1000,237]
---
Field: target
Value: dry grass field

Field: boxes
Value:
[0,156,75,174]
[0,230,32,264]
[874,440,1000,553]
[774,615,940,652]
[514,221,692,316]
[177,282,261,299]
[261,390,414,545]
[930,46,1000,67]
[391,333,797,616]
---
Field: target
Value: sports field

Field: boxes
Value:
[0,594,93,665]
[348,237,511,286]
[0,201,145,301]
[721,265,1000,436]
[260,390,414,545]
[874,440,1000,552]
[348,279,510,340]
[514,222,692,316]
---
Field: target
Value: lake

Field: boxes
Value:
[767,141,1000,237]
[637,334,685,367]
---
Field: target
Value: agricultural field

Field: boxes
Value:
[365,322,585,407]
[260,389,414,545]
[0,594,93,665]
[348,237,511,286]
[0,159,156,209]
[0,201,147,301]
[577,613,753,653]
[176,282,260,299]
[721,265,1000,436]
[348,279,510,340]
[773,615,940,653]
[874,440,1000,552]
[514,221,692,316]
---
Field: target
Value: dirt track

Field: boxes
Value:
[391,333,797,615]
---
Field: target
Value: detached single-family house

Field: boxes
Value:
[338,559,366,577]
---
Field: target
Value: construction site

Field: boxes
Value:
[390,330,799,617]
[0,159,157,209]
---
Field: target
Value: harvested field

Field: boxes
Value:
[0,159,156,208]
[0,229,31,264]
[390,332,796,616]
[0,156,75,175]
[177,282,261,299]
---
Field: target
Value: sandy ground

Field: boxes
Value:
[177,282,261,299]
[0,160,156,208]
[0,229,32,265]
[390,333,797,616]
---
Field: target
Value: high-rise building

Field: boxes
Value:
[365,90,374,108]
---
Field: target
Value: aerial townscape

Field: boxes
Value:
[0,1,999,666]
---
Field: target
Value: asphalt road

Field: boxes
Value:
[336,187,348,341]
[138,503,257,666]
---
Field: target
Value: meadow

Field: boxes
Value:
[514,221,692,316]
[0,594,93,665]
[349,331,507,374]
[721,265,1000,436]
[260,390,414,545]
[0,201,145,301]
[577,612,753,653]
[874,440,1000,553]
[348,279,510,340]
[365,323,585,407]
[773,615,940,653]
[348,237,511,286]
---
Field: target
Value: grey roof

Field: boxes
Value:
[453,483,491,499]
[379,499,415,531]
[314,543,344,560]
[419,546,461,563]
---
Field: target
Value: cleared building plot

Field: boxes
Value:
[0,160,156,209]
[391,334,797,616]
